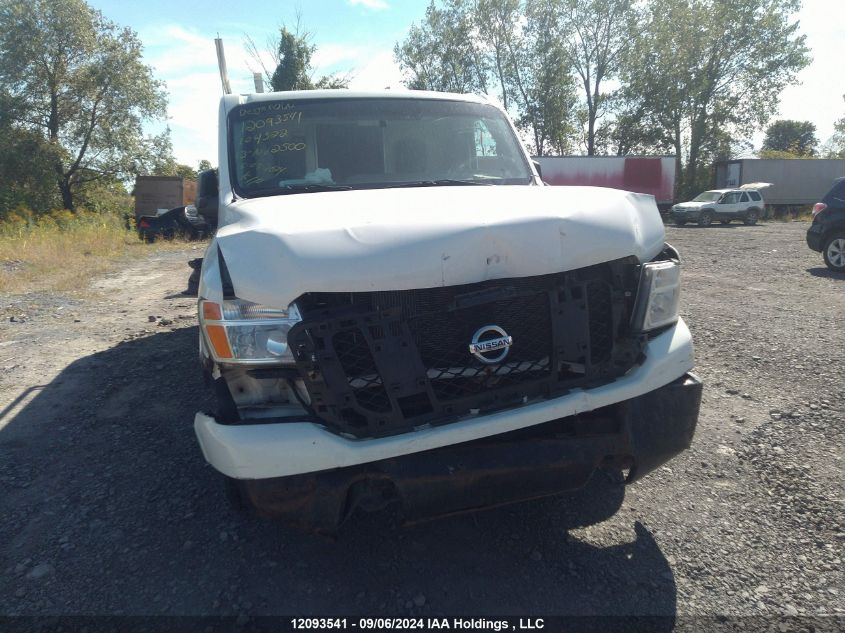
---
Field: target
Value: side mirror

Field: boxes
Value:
[196,169,219,230]
[532,160,542,180]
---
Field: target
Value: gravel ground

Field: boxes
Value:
[0,222,842,624]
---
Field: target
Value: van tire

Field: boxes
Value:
[698,211,713,227]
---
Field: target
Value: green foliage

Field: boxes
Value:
[822,95,845,158]
[251,21,350,93]
[0,0,170,211]
[395,0,578,155]
[517,0,578,155]
[198,159,214,172]
[0,126,62,218]
[762,119,818,156]
[559,0,637,155]
[72,177,133,216]
[271,27,315,91]
[619,0,810,198]
[394,0,489,93]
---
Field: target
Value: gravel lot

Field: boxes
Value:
[0,222,842,624]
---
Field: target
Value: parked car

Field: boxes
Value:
[136,205,209,242]
[806,177,845,272]
[192,90,702,532]
[669,185,767,226]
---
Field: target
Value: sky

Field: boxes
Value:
[87,0,845,168]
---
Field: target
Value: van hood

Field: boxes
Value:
[211,185,665,307]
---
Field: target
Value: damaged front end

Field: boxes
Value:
[228,373,701,534]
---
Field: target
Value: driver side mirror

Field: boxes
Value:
[196,169,219,230]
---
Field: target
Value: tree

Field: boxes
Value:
[198,159,214,172]
[271,27,315,91]
[473,0,520,109]
[821,96,845,158]
[761,119,818,157]
[395,0,578,154]
[394,0,488,93]
[559,0,636,155]
[0,126,62,216]
[246,19,350,92]
[515,0,578,155]
[0,0,171,210]
[619,0,810,198]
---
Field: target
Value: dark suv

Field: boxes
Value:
[807,177,845,272]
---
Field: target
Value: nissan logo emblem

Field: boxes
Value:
[468,325,513,365]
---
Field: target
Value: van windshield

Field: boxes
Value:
[228,97,532,197]
[692,191,722,202]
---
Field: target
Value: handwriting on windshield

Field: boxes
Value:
[238,102,297,117]
[242,165,289,186]
[243,112,302,132]
[237,105,306,189]
[242,129,289,144]
[240,143,306,160]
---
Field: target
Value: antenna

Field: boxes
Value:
[214,36,232,95]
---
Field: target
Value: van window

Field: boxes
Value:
[748,191,762,201]
[227,98,532,197]
[740,193,749,202]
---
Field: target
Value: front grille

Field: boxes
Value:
[289,258,644,438]
[411,291,551,401]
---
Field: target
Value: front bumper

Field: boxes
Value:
[233,372,701,531]
[195,319,696,479]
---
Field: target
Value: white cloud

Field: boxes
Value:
[349,0,389,10]
[346,50,404,90]
[312,43,365,69]
[136,24,268,167]
[749,0,845,151]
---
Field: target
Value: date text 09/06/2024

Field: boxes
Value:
[290,618,545,631]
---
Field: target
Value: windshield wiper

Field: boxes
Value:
[277,183,354,194]
[386,179,493,189]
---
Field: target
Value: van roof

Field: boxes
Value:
[223,89,494,109]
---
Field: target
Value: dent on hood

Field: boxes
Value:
[214,186,665,308]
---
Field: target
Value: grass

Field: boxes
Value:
[0,211,196,295]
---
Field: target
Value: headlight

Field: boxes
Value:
[199,298,301,364]
[631,260,681,332]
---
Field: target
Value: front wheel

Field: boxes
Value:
[823,234,845,272]
[698,211,713,227]
[744,209,759,225]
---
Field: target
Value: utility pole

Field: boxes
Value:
[214,36,232,95]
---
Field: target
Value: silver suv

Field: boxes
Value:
[670,186,766,226]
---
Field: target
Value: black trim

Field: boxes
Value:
[287,258,645,439]
[216,246,236,299]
